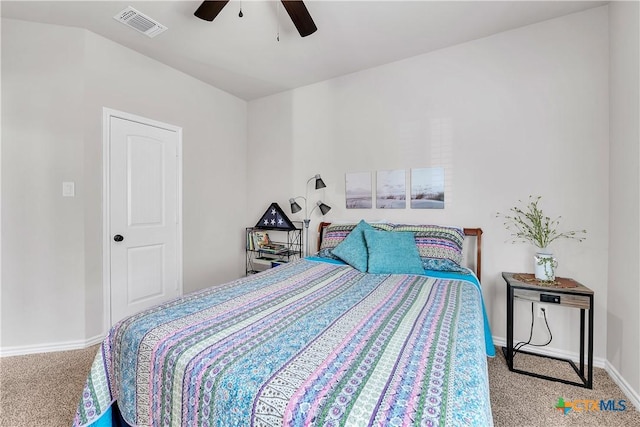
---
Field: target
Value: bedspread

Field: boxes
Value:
[74,259,492,427]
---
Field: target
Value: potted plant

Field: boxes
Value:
[497,196,586,281]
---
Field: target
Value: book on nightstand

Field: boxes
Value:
[250,231,270,250]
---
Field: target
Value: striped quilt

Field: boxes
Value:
[74,258,492,427]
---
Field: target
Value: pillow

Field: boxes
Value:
[422,258,470,274]
[331,220,373,272]
[391,224,464,270]
[364,229,424,275]
[318,223,358,259]
[318,222,393,259]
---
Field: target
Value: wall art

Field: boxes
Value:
[376,169,406,209]
[410,167,444,209]
[345,172,372,208]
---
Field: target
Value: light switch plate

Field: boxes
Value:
[62,181,75,197]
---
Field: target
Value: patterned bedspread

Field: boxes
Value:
[74,258,493,427]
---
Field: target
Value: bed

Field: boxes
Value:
[74,222,494,427]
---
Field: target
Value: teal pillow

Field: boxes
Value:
[331,220,373,272]
[364,230,425,275]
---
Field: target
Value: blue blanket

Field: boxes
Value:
[75,259,493,426]
[307,256,496,357]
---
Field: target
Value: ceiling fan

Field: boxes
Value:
[194,0,317,37]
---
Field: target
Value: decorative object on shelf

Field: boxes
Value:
[289,174,331,256]
[534,252,558,281]
[497,195,586,282]
[250,230,270,250]
[255,202,297,230]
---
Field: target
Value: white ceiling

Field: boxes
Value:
[1,0,607,100]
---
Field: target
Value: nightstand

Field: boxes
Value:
[245,224,302,275]
[501,272,594,389]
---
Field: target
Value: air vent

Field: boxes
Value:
[114,6,167,38]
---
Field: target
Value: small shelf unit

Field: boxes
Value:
[245,223,302,275]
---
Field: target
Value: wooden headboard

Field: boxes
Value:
[317,222,483,282]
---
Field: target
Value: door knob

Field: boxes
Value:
[114,234,124,242]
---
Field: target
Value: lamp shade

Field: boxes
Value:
[317,201,331,215]
[289,198,302,214]
[314,174,326,189]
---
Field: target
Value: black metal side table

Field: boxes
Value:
[501,272,594,389]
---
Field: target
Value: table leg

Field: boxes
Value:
[506,284,514,370]
[588,296,594,389]
[580,308,585,377]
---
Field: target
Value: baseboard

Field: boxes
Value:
[492,336,606,368]
[0,334,104,357]
[605,360,640,411]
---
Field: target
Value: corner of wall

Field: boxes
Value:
[607,0,640,398]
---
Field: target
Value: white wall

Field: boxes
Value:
[81,28,248,339]
[248,7,610,360]
[1,18,248,351]
[2,20,87,347]
[608,0,640,400]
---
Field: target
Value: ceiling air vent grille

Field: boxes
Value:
[114,6,167,38]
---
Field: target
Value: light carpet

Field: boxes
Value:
[0,345,638,426]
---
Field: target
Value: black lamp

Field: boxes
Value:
[289,198,302,214]
[314,174,326,189]
[316,201,331,215]
[290,174,331,256]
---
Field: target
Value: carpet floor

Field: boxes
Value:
[488,347,640,426]
[0,345,638,426]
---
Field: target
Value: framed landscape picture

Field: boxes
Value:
[376,169,406,209]
[410,167,444,209]
[345,172,372,208]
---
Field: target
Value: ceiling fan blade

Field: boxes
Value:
[194,1,230,22]
[281,1,317,37]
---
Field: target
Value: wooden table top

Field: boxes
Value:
[502,272,594,295]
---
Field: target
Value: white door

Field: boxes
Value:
[108,114,181,325]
